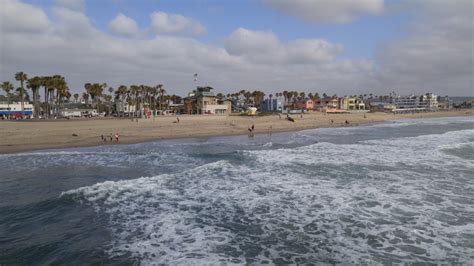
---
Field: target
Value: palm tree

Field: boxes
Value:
[55,76,69,117]
[157,84,166,113]
[130,85,140,118]
[299,92,306,100]
[27,76,42,118]
[15,72,27,116]
[1,81,13,119]
[85,83,106,112]
[39,76,51,117]
[283,90,288,106]
[116,85,128,117]
[73,93,79,103]
[82,92,89,106]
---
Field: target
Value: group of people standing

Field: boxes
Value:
[101,133,119,142]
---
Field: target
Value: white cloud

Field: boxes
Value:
[1,0,471,97]
[375,0,474,96]
[54,0,85,12]
[0,0,50,33]
[225,28,343,64]
[108,13,140,37]
[150,11,207,37]
[263,0,384,24]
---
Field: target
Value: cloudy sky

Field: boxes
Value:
[0,0,472,96]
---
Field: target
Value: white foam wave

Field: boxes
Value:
[246,129,474,170]
[63,150,474,264]
[56,118,474,264]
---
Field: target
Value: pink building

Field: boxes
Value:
[293,99,314,110]
[314,97,338,111]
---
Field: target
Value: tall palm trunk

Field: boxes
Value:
[20,80,24,116]
[43,86,49,118]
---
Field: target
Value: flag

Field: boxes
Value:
[193,73,198,82]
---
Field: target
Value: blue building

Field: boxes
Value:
[261,98,283,112]
[0,101,34,119]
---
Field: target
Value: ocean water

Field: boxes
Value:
[1,116,473,264]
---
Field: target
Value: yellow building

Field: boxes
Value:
[195,87,231,115]
[339,97,366,111]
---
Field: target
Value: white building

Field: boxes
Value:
[115,101,137,114]
[0,101,34,119]
[392,93,438,111]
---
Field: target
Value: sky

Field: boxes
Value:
[0,0,473,97]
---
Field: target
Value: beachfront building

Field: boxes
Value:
[437,96,452,110]
[392,93,438,112]
[115,101,136,116]
[261,98,283,112]
[190,86,232,115]
[0,101,34,119]
[338,96,366,111]
[369,102,396,112]
[314,97,339,111]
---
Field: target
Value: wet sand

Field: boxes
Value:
[0,110,472,154]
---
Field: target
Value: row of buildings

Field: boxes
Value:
[260,93,455,113]
[261,96,367,113]
[0,90,468,119]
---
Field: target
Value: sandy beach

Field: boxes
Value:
[0,110,472,154]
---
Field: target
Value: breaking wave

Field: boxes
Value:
[62,123,474,264]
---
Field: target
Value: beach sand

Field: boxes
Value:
[0,110,472,154]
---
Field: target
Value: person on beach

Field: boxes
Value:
[279,114,281,119]
[251,124,255,131]
[268,125,273,136]
[330,119,334,125]
[248,127,254,138]
[101,134,104,142]
[115,133,119,142]
[177,117,180,123]
[345,120,350,125]
[109,133,113,142]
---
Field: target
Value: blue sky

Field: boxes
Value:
[2,0,473,96]
[25,0,410,60]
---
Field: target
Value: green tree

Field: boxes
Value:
[15,72,28,115]
[27,76,42,118]
[1,81,14,119]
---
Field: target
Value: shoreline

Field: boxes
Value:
[1,110,472,154]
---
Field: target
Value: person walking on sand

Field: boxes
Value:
[109,133,113,142]
[345,120,350,126]
[279,114,281,119]
[101,134,104,142]
[115,132,119,142]
[177,117,180,123]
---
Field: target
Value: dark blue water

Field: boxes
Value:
[1,116,473,264]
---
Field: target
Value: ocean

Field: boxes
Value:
[1,116,473,264]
